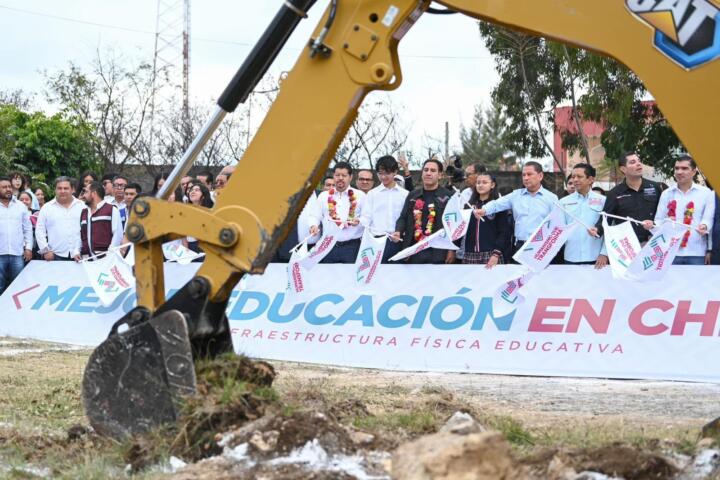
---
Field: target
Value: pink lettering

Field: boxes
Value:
[566,299,615,334]
[528,299,572,333]
[628,300,673,335]
[671,301,720,337]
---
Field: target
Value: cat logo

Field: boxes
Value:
[626,0,720,69]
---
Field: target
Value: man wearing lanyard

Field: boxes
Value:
[360,155,408,262]
[560,163,606,266]
[475,161,558,258]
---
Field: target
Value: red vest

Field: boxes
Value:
[80,203,116,256]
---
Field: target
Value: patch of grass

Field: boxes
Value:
[486,415,535,446]
[353,409,438,436]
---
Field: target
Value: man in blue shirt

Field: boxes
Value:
[559,163,606,266]
[476,161,558,258]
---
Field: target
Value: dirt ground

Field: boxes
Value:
[273,360,720,433]
[2,337,720,478]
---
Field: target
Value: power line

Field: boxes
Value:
[0,3,492,60]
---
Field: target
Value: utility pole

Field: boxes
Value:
[444,121,449,159]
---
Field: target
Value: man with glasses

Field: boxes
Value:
[360,156,408,262]
[109,175,129,227]
[356,169,375,194]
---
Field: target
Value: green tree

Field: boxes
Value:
[460,102,516,170]
[0,104,100,181]
[477,22,684,177]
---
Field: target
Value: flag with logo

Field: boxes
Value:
[354,229,387,288]
[298,219,340,270]
[602,216,641,279]
[82,251,135,307]
[285,242,309,302]
[442,192,472,241]
[389,228,458,262]
[162,239,203,264]
[491,269,536,317]
[513,206,578,272]
[625,220,684,282]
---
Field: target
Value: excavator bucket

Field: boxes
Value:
[82,277,234,439]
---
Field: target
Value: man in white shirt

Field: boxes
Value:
[35,176,85,261]
[652,155,715,265]
[308,162,366,263]
[0,176,33,294]
[360,156,408,262]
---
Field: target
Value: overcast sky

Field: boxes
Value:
[0,1,507,163]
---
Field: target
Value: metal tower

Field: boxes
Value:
[151,0,191,147]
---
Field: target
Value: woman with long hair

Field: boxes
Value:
[463,173,511,268]
[17,191,40,259]
[76,171,98,197]
[151,172,168,196]
[184,181,213,261]
[34,187,46,208]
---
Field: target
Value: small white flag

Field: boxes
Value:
[625,220,684,282]
[285,242,309,302]
[82,251,135,307]
[299,219,341,270]
[123,244,135,267]
[491,269,536,317]
[354,229,386,288]
[163,239,203,265]
[513,206,578,272]
[442,192,472,241]
[602,216,641,279]
[389,228,458,262]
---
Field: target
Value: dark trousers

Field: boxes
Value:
[321,238,361,264]
[382,239,403,263]
[565,261,595,265]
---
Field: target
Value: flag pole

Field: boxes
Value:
[554,202,599,237]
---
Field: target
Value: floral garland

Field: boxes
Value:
[667,199,694,248]
[327,188,357,226]
[413,198,436,241]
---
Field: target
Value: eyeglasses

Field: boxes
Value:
[188,187,203,193]
[358,177,373,182]
[113,183,127,189]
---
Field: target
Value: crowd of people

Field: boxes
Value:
[1,152,719,295]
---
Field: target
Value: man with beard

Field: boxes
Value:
[0,176,32,294]
[591,152,665,247]
[76,181,124,261]
[392,158,455,264]
[309,162,367,263]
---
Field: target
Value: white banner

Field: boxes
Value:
[3,262,720,383]
[285,242,309,302]
[603,217,642,279]
[81,252,134,307]
[513,206,578,271]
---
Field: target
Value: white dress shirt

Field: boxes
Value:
[654,183,715,257]
[360,183,408,233]
[81,201,125,256]
[0,198,33,256]
[297,192,321,243]
[35,197,85,257]
[310,188,366,242]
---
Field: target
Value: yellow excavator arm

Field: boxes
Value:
[83,0,720,438]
